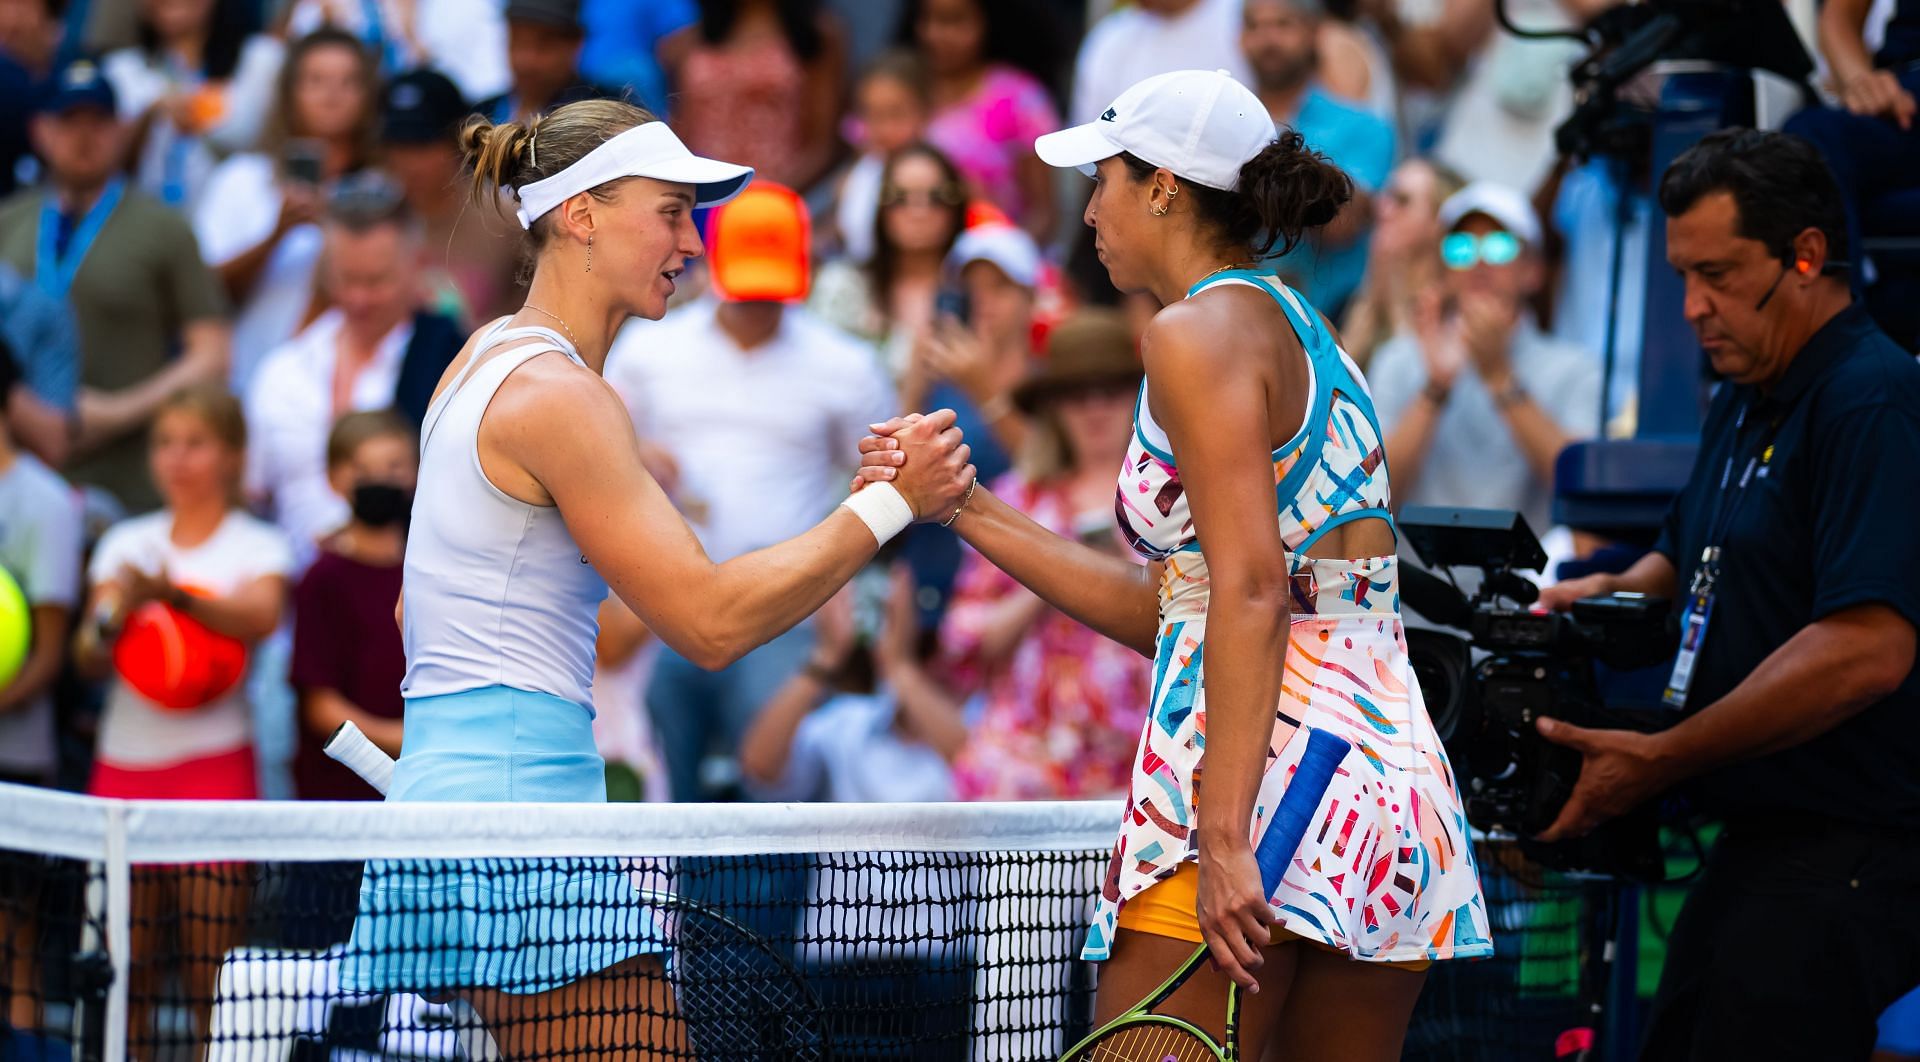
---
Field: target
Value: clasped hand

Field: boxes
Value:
[849,409,977,522]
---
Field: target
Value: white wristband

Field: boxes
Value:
[840,482,914,545]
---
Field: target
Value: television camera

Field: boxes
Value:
[1399,507,1678,881]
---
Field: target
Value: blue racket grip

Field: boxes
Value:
[1252,728,1351,896]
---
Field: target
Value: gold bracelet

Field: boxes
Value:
[941,477,978,528]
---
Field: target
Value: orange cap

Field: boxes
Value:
[709,182,811,302]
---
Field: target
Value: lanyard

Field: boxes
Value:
[1703,400,1782,553]
[34,177,125,302]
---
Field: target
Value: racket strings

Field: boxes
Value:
[1073,1020,1222,1062]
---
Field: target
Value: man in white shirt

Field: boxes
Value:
[1369,182,1601,540]
[604,182,896,801]
[244,183,457,565]
[1070,0,1253,123]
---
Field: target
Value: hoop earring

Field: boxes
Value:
[586,234,593,273]
[1166,184,1180,199]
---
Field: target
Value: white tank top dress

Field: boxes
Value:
[344,322,658,999]
[401,321,608,711]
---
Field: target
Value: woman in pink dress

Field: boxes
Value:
[900,0,1061,240]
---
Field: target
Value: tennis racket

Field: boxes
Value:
[1058,727,1352,1062]
[323,721,834,1060]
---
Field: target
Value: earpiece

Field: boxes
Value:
[1796,259,1812,275]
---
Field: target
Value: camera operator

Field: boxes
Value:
[1535,129,1920,1060]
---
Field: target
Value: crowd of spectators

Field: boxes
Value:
[0,0,1912,829]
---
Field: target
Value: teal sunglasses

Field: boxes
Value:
[1441,230,1522,270]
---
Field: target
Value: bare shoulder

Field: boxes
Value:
[1144,286,1289,374]
[488,351,630,442]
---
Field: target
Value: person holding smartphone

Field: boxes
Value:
[193,28,381,392]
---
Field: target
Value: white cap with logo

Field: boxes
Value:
[1035,69,1277,192]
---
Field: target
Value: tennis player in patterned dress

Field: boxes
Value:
[860,70,1489,1059]
[336,98,974,1057]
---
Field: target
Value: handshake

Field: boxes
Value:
[851,409,979,525]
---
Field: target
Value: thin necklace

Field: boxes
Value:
[1194,261,1254,289]
[522,304,580,349]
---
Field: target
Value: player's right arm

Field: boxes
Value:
[502,365,973,671]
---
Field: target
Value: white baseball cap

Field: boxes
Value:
[948,224,1042,288]
[1035,69,1277,192]
[1437,181,1543,247]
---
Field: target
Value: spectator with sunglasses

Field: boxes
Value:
[1368,181,1600,540]
[811,142,970,378]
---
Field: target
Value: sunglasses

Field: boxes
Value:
[1441,231,1522,270]
[880,184,965,209]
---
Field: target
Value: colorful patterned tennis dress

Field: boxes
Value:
[1085,269,1491,966]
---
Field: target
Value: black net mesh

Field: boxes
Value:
[120,850,1103,1061]
[0,848,105,1062]
[4,813,1615,1061]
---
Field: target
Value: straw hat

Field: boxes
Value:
[1011,309,1141,413]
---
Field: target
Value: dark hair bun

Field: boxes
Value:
[1235,130,1353,257]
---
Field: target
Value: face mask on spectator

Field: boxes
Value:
[351,482,413,528]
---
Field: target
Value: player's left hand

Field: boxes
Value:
[1533,718,1675,842]
[849,414,923,493]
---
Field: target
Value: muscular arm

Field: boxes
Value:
[1662,604,1915,775]
[76,319,230,456]
[1538,599,1915,841]
[510,369,968,670]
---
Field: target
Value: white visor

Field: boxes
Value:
[513,122,755,229]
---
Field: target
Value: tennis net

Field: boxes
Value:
[0,784,1608,1061]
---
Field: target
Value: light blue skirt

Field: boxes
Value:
[339,686,665,996]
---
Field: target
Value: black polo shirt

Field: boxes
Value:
[1653,303,1920,828]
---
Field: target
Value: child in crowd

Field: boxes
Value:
[289,409,415,800]
[73,384,293,1044]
